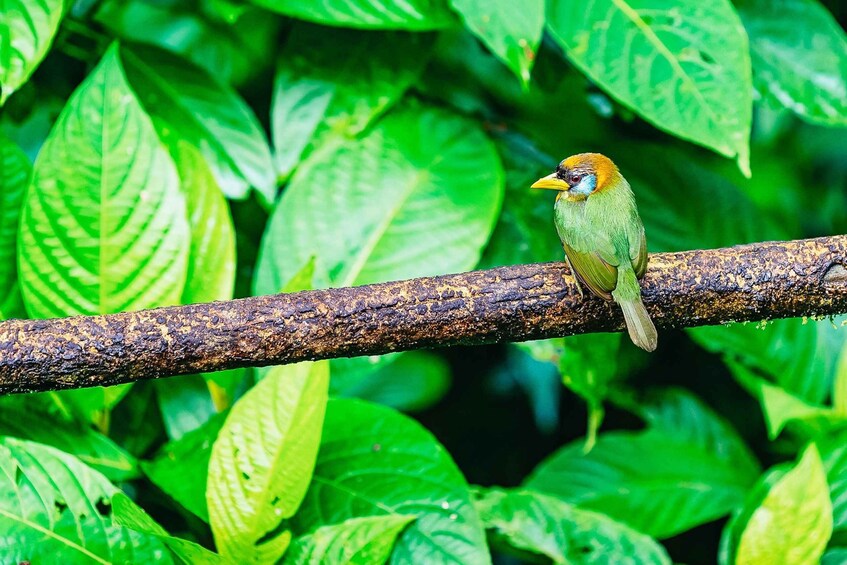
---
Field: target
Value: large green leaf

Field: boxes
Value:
[448,0,544,84]
[0,437,170,563]
[0,133,28,318]
[474,488,670,564]
[175,142,236,304]
[249,0,455,30]
[19,44,189,318]
[272,24,434,181]
[283,515,415,565]
[724,444,832,565]
[0,395,138,481]
[142,411,228,523]
[526,391,759,538]
[292,398,491,565]
[738,0,847,126]
[816,428,847,543]
[112,493,224,565]
[546,0,753,173]
[120,43,275,204]
[94,0,279,85]
[208,361,330,561]
[255,102,504,294]
[0,0,63,105]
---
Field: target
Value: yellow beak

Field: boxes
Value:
[531,173,570,191]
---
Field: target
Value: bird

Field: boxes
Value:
[531,153,657,352]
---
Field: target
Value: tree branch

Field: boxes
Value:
[1,236,845,394]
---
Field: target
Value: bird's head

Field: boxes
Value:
[531,153,619,201]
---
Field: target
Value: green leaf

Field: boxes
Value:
[0,437,170,563]
[255,101,504,294]
[143,412,228,523]
[0,133,29,318]
[752,377,846,439]
[19,44,190,318]
[272,24,434,181]
[176,142,236,304]
[332,351,451,413]
[0,394,139,481]
[155,375,218,441]
[248,0,455,30]
[120,43,276,204]
[690,318,846,405]
[94,0,279,85]
[526,391,759,538]
[292,398,491,564]
[730,444,832,565]
[208,361,330,561]
[0,0,64,105]
[738,0,847,126]
[284,515,415,565]
[474,488,670,564]
[815,428,847,542]
[448,0,544,84]
[546,0,753,173]
[823,548,847,565]
[112,492,224,565]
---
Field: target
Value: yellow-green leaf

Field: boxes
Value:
[19,44,189,318]
[734,444,832,565]
[208,361,330,561]
[0,0,64,104]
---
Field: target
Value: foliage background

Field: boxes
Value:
[1,0,846,563]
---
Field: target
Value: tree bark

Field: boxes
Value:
[1,235,845,394]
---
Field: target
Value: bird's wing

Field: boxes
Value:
[562,241,617,301]
[632,227,648,279]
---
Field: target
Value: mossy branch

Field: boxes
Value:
[1,235,846,394]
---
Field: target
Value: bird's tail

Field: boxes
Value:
[619,298,657,352]
[612,266,657,352]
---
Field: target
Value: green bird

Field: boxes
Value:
[531,153,657,352]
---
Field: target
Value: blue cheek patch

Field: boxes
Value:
[572,174,597,196]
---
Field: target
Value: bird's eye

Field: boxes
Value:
[569,174,582,184]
